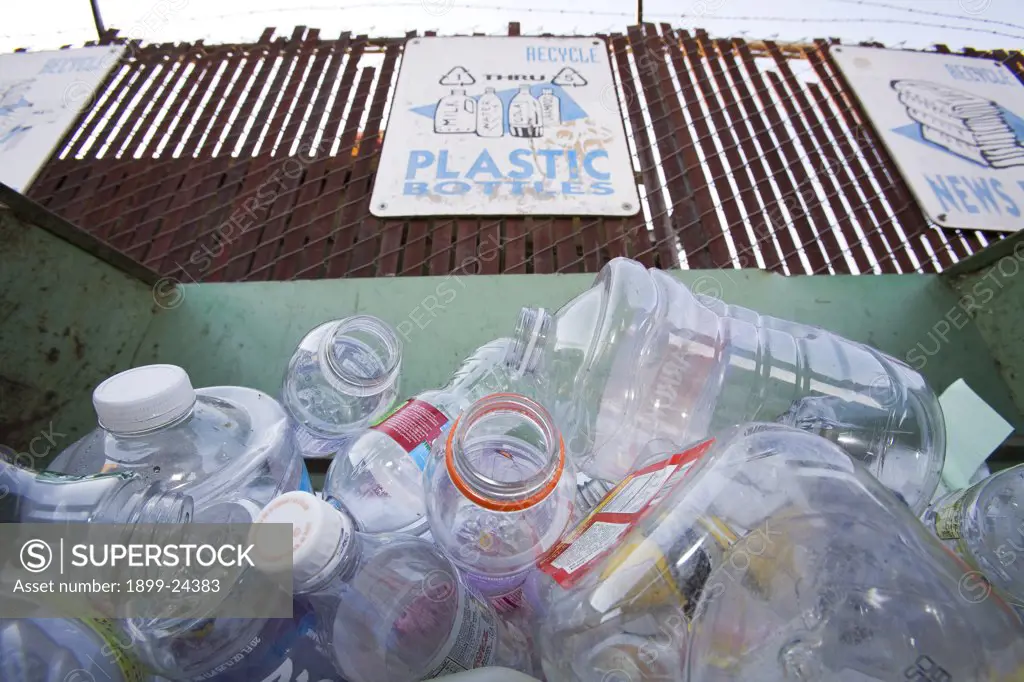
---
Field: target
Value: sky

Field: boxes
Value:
[1,0,1022,53]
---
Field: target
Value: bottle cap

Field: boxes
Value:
[93,364,196,434]
[254,491,354,589]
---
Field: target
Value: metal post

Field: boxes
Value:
[89,0,106,40]
[636,0,644,25]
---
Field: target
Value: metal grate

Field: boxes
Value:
[24,23,1023,282]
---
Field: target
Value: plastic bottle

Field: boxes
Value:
[476,87,504,138]
[0,454,192,524]
[0,616,148,682]
[534,424,1024,682]
[48,364,311,522]
[254,491,533,682]
[424,393,576,613]
[508,85,542,138]
[121,600,339,682]
[922,463,1024,613]
[281,316,402,459]
[322,338,513,535]
[505,257,945,513]
[537,88,561,128]
[435,89,477,134]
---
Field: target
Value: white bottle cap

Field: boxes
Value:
[93,364,197,434]
[254,491,354,590]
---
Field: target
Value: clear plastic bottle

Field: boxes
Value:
[122,600,338,682]
[254,491,533,681]
[47,364,310,522]
[538,88,561,127]
[424,393,576,613]
[535,424,1024,682]
[0,616,149,682]
[922,463,1024,613]
[508,85,542,138]
[323,339,513,535]
[477,87,504,138]
[505,257,945,513]
[0,453,192,524]
[435,88,477,134]
[281,316,402,459]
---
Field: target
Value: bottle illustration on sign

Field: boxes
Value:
[476,87,504,138]
[508,84,543,138]
[434,88,477,134]
[538,87,562,127]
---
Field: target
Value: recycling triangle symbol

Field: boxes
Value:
[439,66,476,86]
[552,67,588,87]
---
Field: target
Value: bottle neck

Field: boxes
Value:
[299,528,362,596]
[507,307,551,378]
[318,316,402,399]
[445,393,565,511]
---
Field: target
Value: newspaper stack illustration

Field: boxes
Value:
[892,79,1024,169]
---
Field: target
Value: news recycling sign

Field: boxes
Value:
[370,36,641,217]
[832,45,1024,233]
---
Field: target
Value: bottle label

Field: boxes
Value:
[371,398,451,470]
[537,439,715,588]
[934,488,971,540]
[80,618,147,682]
[423,582,498,678]
[464,570,532,615]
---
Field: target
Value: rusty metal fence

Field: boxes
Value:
[23,23,1024,281]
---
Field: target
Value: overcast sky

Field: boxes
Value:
[1,0,1022,53]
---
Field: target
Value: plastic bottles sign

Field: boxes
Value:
[831,45,1024,233]
[371,37,641,217]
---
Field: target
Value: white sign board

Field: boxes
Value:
[0,46,124,192]
[832,45,1024,233]
[371,37,641,217]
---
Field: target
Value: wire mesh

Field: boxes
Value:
[24,23,1023,282]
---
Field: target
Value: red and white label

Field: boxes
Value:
[538,438,715,587]
[372,398,449,453]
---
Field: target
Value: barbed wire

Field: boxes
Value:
[822,0,1024,32]
[666,14,1024,41]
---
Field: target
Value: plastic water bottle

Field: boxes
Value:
[281,316,402,459]
[424,393,576,612]
[535,424,1024,682]
[922,463,1024,613]
[322,339,513,535]
[48,364,311,522]
[538,88,561,127]
[122,601,339,682]
[0,451,192,524]
[254,491,533,681]
[505,257,945,513]
[0,616,148,682]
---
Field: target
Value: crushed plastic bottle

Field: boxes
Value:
[281,316,402,459]
[254,491,533,682]
[505,257,945,513]
[122,600,338,682]
[0,616,148,682]
[533,424,1024,682]
[424,393,576,613]
[48,364,311,522]
[322,339,513,535]
[923,463,1024,614]
[0,452,192,524]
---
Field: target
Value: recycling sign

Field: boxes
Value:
[371,36,640,217]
